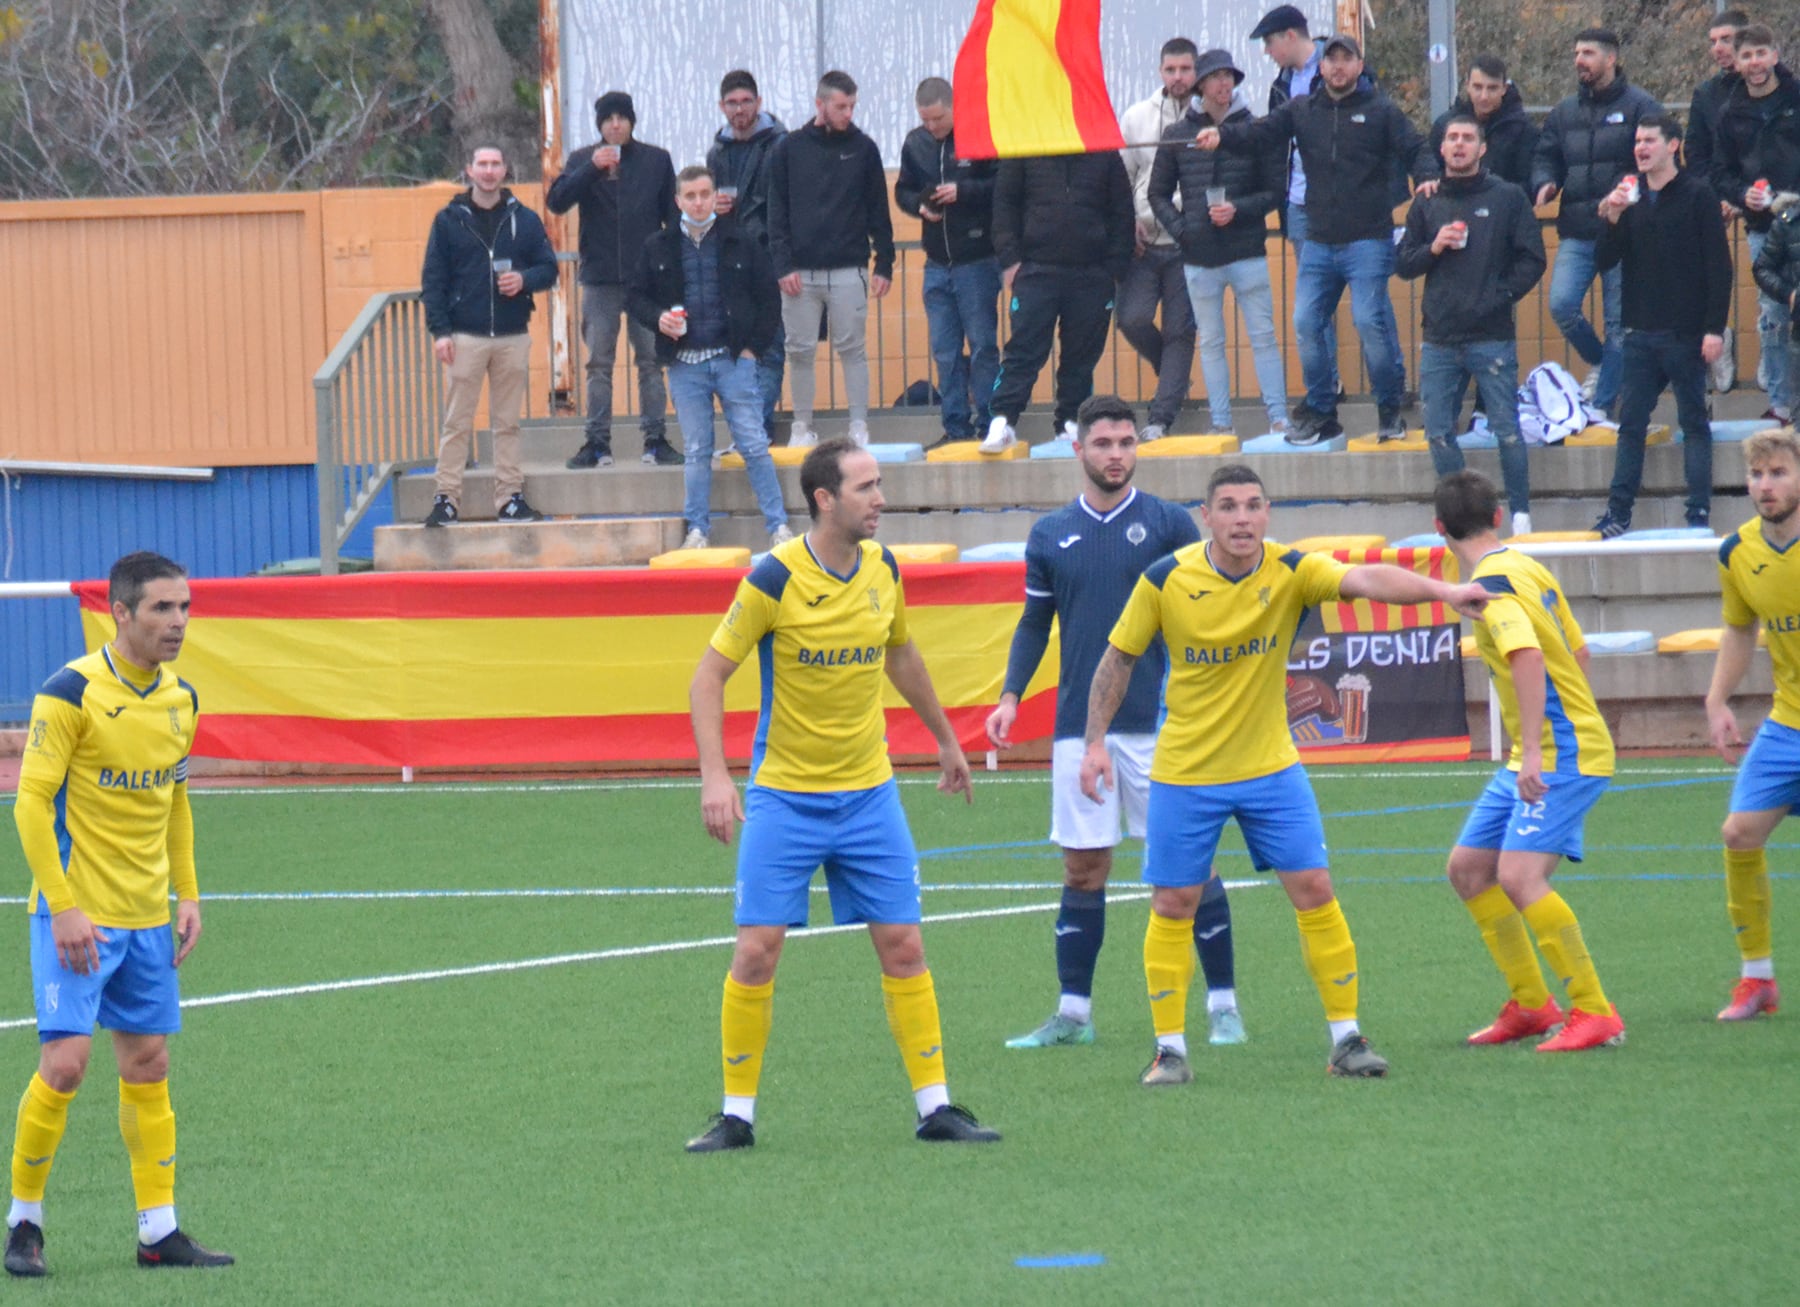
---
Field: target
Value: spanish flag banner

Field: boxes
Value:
[954,0,1126,159]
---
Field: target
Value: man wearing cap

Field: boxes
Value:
[548,90,682,469]
[1531,28,1663,420]
[1148,49,1289,437]
[1116,38,1202,442]
[1198,33,1436,445]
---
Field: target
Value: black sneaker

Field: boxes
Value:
[4,1221,45,1277]
[136,1229,234,1269]
[496,494,544,523]
[1592,513,1630,540]
[1687,511,1711,531]
[642,439,684,467]
[566,442,614,469]
[915,1103,1001,1143]
[685,1113,754,1153]
[1285,403,1331,446]
[1376,406,1407,441]
[423,495,458,528]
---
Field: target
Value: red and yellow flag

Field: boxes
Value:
[954,0,1125,159]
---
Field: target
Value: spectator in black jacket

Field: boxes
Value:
[1714,26,1800,423]
[547,91,680,468]
[420,146,559,529]
[979,151,1133,451]
[1398,116,1546,534]
[1428,55,1539,190]
[1688,10,1750,191]
[707,70,787,446]
[1750,192,1800,411]
[1532,29,1663,419]
[1199,33,1437,444]
[1592,116,1733,535]
[767,70,895,448]
[1148,49,1288,437]
[630,166,790,552]
[895,77,1000,450]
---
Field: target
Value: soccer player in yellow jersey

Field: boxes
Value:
[685,439,1000,1151]
[1435,471,1626,1052]
[6,553,232,1276]
[1705,428,1800,1021]
[1082,464,1491,1083]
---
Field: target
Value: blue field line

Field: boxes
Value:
[1318,774,1734,821]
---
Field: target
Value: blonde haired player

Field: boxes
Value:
[1705,428,1800,1020]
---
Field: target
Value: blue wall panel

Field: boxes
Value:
[0,465,360,722]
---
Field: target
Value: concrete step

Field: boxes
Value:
[373,517,682,572]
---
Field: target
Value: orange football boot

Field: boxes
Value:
[1536,1006,1625,1052]
[1717,977,1780,1021]
[1466,997,1565,1046]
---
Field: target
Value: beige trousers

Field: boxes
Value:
[435,332,531,509]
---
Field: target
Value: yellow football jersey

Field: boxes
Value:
[1109,540,1352,786]
[14,646,199,928]
[709,536,910,792]
[1721,516,1800,731]
[1470,547,1614,777]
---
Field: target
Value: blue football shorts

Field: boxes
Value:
[29,916,181,1043]
[1143,763,1329,885]
[735,779,921,927]
[1730,719,1800,815]
[1456,766,1610,861]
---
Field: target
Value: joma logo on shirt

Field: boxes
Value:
[96,767,175,790]
[797,646,882,667]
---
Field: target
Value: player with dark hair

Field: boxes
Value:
[685,439,999,1151]
[1705,428,1800,1020]
[1433,471,1626,1052]
[7,552,233,1276]
[988,395,1242,1050]
[1081,468,1491,1084]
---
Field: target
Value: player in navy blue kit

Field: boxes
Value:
[987,394,1244,1049]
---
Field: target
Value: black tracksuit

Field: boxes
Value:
[1396,170,1546,344]
[1429,84,1540,190]
[421,190,559,338]
[1712,67,1800,234]
[1532,75,1663,241]
[628,226,780,367]
[1148,102,1281,269]
[1219,81,1436,246]
[766,120,895,279]
[894,126,998,264]
[989,153,1134,427]
[546,138,678,285]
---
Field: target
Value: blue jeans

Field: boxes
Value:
[1419,340,1531,514]
[1609,329,1713,524]
[1746,229,1792,416]
[1294,238,1404,412]
[1547,239,1623,412]
[1287,205,1339,396]
[669,354,788,536]
[755,332,785,438]
[922,257,1002,437]
[1184,258,1289,430]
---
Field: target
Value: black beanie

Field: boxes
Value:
[594,91,637,129]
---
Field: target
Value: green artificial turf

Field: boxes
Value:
[0,762,1794,1304]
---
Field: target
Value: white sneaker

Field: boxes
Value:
[788,422,818,449]
[1580,369,1600,402]
[1140,423,1165,443]
[847,419,870,448]
[769,524,794,547]
[1061,420,1079,442]
[1709,330,1736,392]
[1268,417,1290,438]
[980,417,1017,453]
[1511,511,1533,538]
[681,528,710,550]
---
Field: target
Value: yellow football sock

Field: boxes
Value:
[1144,911,1196,1039]
[1296,898,1359,1023]
[11,1073,74,1203]
[720,975,774,1100]
[1725,848,1773,962]
[1523,892,1611,1017]
[881,971,947,1092]
[1465,884,1552,1008]
[118,1079,176,1212]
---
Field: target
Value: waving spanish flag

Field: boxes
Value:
[954,0,1125,158]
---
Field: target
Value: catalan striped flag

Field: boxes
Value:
[954,0,1125,159]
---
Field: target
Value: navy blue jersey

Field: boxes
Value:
[1003,487,1201,739]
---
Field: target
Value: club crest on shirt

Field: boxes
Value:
[868,587,881,614]
[725,599,743,629]
[29,720,46,750]
[1126,523,1147,545]
[169,706,183,735]
[1258,586,1272,609]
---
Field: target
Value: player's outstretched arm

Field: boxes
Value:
[1705,622,1760,765]
[690,648,747,843]
[1080,645,1137,802]
[1340,563,1490,619]
[885,641,973,803]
